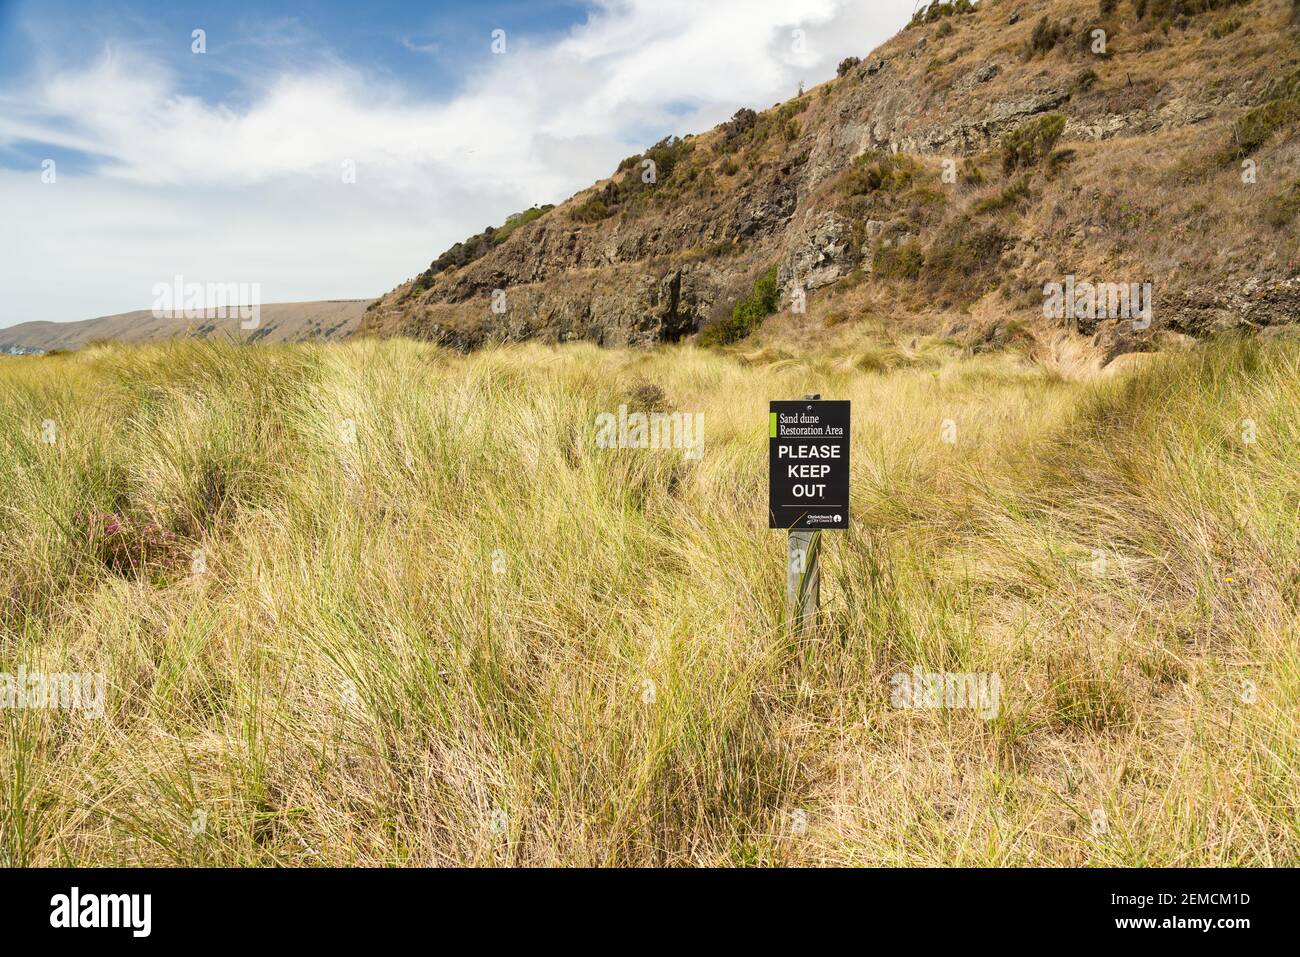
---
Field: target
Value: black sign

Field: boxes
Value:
[768,400,850,529]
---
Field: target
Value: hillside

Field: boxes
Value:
[0,299,374,353]
[360,0,1300,366]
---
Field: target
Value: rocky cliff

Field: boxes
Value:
[359,0,1300,361]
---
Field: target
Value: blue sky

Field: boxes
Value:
[1,1,595,106]
[0,0,916,326]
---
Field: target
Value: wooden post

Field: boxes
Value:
[787,394,821,635]
[787,528,821,636]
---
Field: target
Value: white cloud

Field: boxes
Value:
[0,0,915,326]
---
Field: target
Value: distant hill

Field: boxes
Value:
[0,300,375,353]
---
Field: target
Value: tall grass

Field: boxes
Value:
[0,334,1295,865]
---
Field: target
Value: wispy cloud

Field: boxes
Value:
[399,36,443,55]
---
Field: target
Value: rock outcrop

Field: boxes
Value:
[361,0,1300,357]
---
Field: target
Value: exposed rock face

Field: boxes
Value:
[779,213,851,294]
[888,88,1073,155]
[361,0,1300,352]
[397,264,727,351]
[1160,278,1300,337]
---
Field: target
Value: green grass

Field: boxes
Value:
[0,334,1296,865]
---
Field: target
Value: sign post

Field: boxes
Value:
[769,395,850,635]
[786,527,821,636]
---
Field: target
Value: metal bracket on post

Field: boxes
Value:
[787,394,822,636]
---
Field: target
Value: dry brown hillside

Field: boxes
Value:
[0,299,374,353]
[360,0,1300,364]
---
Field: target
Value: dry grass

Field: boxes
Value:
[0,333,1296,866]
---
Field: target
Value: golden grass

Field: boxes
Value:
[0,333,1296,866]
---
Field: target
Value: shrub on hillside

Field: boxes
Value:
[642,135,693,181]
[1225,94,1300,161]
[1001,114,1067,173]
[719,108,757,150]
[960,157,987,187]
[1211,14,1242,36]
[872,240,925,281]
[754,99,808,148]
[715,100,808,156]
[972,176,1031,215]
[922,221,1008,304]
[837,56,861,77]
[698,267,780,346]
[415,204,556,288]
[1261,65,1300,102]
[494,205,554,245]
[1021,15,1109,62]
[1025,17,1066,57]
[909,0,975,28]
[574,135,699,221]
[416,229,496,287]
[572,198,611,223]
[614,135,693,199]
[1136,0,1250,20]
[844,151,922,195]
[1265,180,1300,228]
[1048,148,1078,176]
